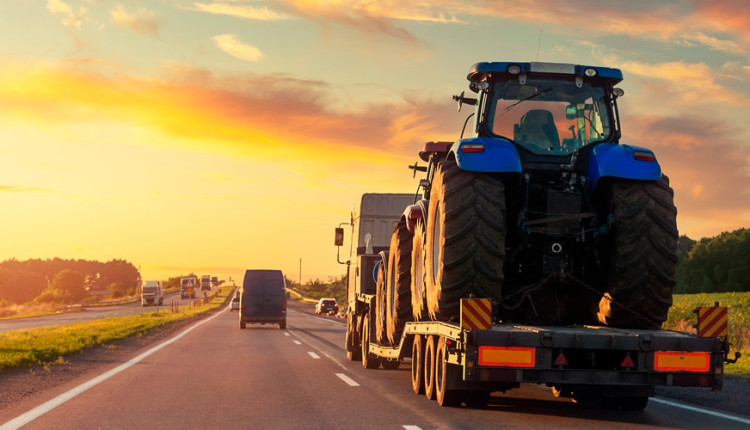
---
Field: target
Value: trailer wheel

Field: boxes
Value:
[279,320,286,330]
[424,160,506,321]
[463,391,490,408]
[386,219,414,343]
[382,359,400,370]
[361,314,381,369]
[411,334,425,394]
[435,337,462,407]
[424,335,437,400]
[240,321,246,329]
[410,220,427,321]
[346,314,362,361]
[598,176,678,329]
[611,396,649,411]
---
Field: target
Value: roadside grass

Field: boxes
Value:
[0,285,234,373]
[664,291,750,376]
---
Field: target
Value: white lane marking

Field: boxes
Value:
[651,397,750,426]
[283,332,290,337]
[293,340,302,345]
[307,352,320,359]
[0,310,224,430]
[403,426,422,430]
[335,373,359,387]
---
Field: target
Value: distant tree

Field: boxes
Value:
[50,269,87,302]
[677,228,750,293]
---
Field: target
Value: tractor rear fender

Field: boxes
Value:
[588,143,662,190]
[402,200,428,233]
[451,137,522,173]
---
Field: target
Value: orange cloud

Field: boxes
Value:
[0,61,459,165]
[212,34,264,62]
[193,2,293,20]
[110,5,160,35]
[622,112,750,238]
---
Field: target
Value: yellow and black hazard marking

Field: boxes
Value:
[460,298,492,331]
[696,305,728,338]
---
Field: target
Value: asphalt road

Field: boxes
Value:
[1,302,749,429]
[0,291,208,333]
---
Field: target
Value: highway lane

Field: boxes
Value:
[0,290,213,334]
[2,302,748,429]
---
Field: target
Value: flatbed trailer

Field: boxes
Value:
[354,294,727,410]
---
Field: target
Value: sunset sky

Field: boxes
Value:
[1,1,749,284]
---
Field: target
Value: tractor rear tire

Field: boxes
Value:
[411,220,427,321]
[386,219,414,343]
[597,176,678,329]
[424,160,506,321]
[375,256,388,344]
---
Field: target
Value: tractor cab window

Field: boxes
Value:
[488,79,612,155]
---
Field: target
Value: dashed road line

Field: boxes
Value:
[293,340,302,345]
[651,397,750,426]
[335,373,359,387]
[403,426,422,430]
[308,352,321,359]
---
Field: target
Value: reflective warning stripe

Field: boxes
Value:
[697,306,728,338]
[460,298,492,330]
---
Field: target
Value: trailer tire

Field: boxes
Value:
[411,220,427,321]
[240,321,246,329]
[610,396,649,411]
[464,391,490,408]
[411,334,425,394]
[382,359,400,370]
[386,219,414,343]
[346,314,362,361]
[424,335,437,400]
[597,176,678,329]
[436,337,462,407]
[361,314,381,369]
[424,160,506,321]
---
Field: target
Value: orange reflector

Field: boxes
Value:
[478,346,536,368]
[654,351,710,373]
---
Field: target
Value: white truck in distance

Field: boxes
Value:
[141,280,163,306]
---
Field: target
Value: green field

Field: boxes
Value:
[0,285,234,372]
[664,291,750,375]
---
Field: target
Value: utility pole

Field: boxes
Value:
[299,258,302,286]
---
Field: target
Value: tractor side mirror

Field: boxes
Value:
[334,227,344,246]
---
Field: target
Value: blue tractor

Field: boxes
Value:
[387,62,677,337]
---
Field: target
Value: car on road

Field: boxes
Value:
[315,298,339,315]
[239,269,287,329]
[230,296,239,312]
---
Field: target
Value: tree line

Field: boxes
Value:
[0,258,140,305]
[676,228,750,293]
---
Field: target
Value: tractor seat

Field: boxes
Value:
[514,109,560,151]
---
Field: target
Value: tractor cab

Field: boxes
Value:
[457,62,624,157]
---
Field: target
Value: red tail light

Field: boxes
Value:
[460,144,485,153]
